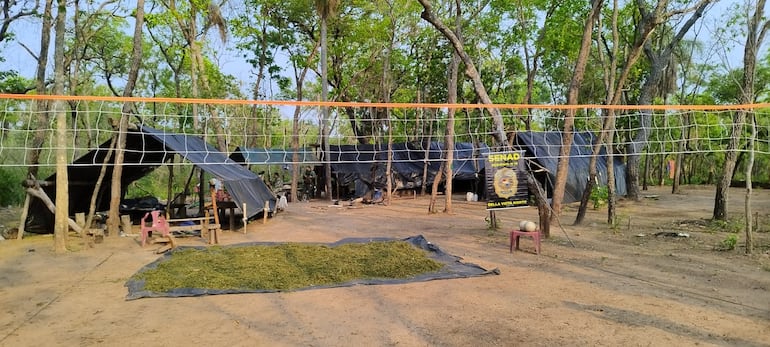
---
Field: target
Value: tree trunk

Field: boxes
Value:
[745,113,756,254]
[658,154,666,186]
[52,0,68,253]
[386,114,393,205]
[575,111,613,226]
[290,42,319,204]
[672,116,688,194]
[85,136,116,237]
[27,0,54,179]
[528,172,551,238]
[320,16,332,202]
[187,13,200,131]
[249,17,269,148]
[166,162,174,216]
[108,0,145,236]
[421,109,434,195]
[443,0,461,214]
[576,4,619,224]
[428,161,445,213]
[642,148,650,190]
[290,103,302,204]
[673,111,690,193]
[551,0,603,221]
[574,176,594,225]
[417,0,507,146]
[714,0,767,220]
[383,2,395,206]
[627,0,712,201]
[517,2,553,130]
[606,114,617,225]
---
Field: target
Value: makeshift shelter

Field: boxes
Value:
[425,142,490,181]
[511,131,627,204]
[26,126,276,233]
[327,142,489,199]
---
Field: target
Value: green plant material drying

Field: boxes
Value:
[133,241,444,292]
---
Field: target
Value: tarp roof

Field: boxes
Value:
[226,133,625,205]
[512,131,627,204]
[27,126,275,232]
[230,147,319,165]
[229,142,489,194]
[326,142,488,196]
[328,142,488,181]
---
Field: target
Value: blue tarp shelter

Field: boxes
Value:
[27,126,276,233]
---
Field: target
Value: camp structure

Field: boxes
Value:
[227,132,625,206]
[326,142,489,199]
[230,142,489,200]
[25,125,276,233]
[511,131,627,204]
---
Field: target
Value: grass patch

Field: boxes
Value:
[133,240,444,292]
[714,233,738,251]
[708,218,744,234]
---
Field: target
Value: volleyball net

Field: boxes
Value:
[0,94,767,177]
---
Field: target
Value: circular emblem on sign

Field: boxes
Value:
[493,167,518,199]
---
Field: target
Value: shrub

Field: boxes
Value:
[590,185,608,209]
[715,233,738,251]
[0,167,26,206]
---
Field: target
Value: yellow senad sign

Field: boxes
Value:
[488,152,520,168]
[488,152,520,163]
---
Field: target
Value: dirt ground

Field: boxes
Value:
[1,185,769,347]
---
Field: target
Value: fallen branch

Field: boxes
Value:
[26,187,83,234]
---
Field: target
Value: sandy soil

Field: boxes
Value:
[1,185,769,347]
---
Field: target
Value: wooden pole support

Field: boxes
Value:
[262,200,268,224]
[242,202,247,234]
[120,215,132,235]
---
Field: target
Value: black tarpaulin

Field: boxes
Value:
[229,147,319,164]
[512,131,626,204]
[124,235,500,300]
[328,142,489,197]
[26,126,275,233]
[141,127,276,217]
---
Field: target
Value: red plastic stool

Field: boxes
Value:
[510,229,541,254]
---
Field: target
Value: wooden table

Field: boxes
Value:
[212,200,238,231]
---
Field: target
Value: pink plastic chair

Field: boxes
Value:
[140,210,171,247]
[510,229,542,255]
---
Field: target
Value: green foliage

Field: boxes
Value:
[715,233,738,252]
[709,218,743,234]
[0,167,26,206]
[0,71,32,94]
[590,185,608,209]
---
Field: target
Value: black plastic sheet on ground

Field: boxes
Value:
[125,235,499,300]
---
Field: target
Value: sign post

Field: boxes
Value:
[485,151,529,227]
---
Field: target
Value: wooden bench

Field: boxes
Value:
[166,214,221,244]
